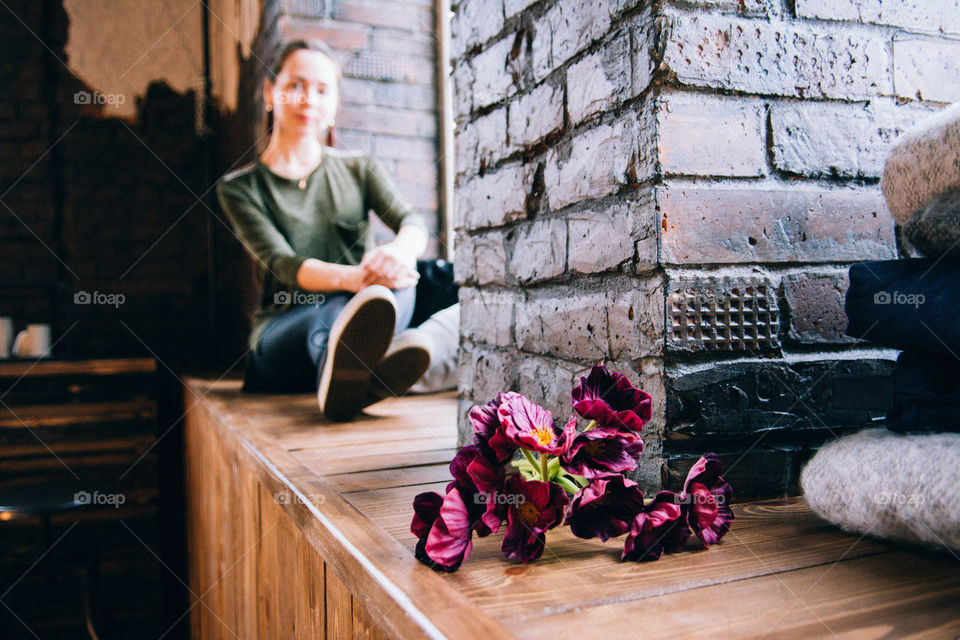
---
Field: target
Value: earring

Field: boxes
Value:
[265,103,273,113]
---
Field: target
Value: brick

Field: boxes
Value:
[468,34,522,112]
[459,345,519,410]
[544,117,636,210]
[452,61,474,120]
[456,162,531,230]
[661,13,891,99]
[516,292,612,360]
[474,231,508,285]
[567,205,634,274]
[453,231,475,283]
[657,92,766,177]
[893,36,960,103]
[455,107,507,175]
[630,18,655,97]
[338,105,436,138]
[372,81,436,111]
[566,50,620,124]
[508,82,564,149]
[796,0,960,36]
[509,217,566,283]
[771,100,938,179]
[516,355,587,420]
[667,0,785,16]
[451,0,504,58]
[395,160,438,187]
[504,0,538,18]
[369,30,435,59]
[280,17,369,51]
[335,1,432,31]
[532,0,614,82]
[658,184,897,264]
[372,135,436,161]
[515,281,663,360]
[459,287,516,347]
[782,270,856,344]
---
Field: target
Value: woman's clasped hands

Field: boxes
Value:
[358,241,419,290]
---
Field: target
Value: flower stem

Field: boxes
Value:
[583,419,597,433]
[521,447,539,472]
[540,452,550,483]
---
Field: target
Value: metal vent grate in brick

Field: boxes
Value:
[667,277,781,353]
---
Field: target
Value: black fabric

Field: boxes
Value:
[845,258,960,354]
[887,350,960,434]
[412,259,458,327]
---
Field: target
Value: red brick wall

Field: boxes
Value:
[452,0,952,496]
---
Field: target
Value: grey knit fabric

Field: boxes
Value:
[882,103,960,225]
[902,188,960,258]
[801,428,960,551]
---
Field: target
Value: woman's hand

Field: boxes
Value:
[360,242,419,290]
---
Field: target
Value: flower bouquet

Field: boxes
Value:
[411,364,734,571]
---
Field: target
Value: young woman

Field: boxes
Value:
[216,40,432,421]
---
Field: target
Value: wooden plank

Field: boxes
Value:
[326,565,354,639]
[354,599,390,640]
[516,550,960,639]
[0,357,156,378]
[0,398,156,428]
[292,446,458,477]
[295,536,325,638]
[327,462,453,493]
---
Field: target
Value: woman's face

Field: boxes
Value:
[266,49,339,138]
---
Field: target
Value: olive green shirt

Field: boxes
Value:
[215,147,427,349]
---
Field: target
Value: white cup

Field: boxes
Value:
[13,323,52,359]
[0,317,13,359]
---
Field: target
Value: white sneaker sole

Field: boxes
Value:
[317,285,397,421]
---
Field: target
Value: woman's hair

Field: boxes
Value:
[268,39,342,83]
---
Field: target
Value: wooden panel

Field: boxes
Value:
[0,357,156,378]
[326,565,354,639]
[184,377,960,639]
[516,551,960,639]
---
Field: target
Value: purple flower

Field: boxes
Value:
[447,445,506,535]
[681,453,734,547]
[501,474,569,563]
[564,475,646,542]
[560,426,645,479]
[571,365,652,431]
[622,491,690,561]
[416,488,474,571]
[469,393,516,465]
[497,392,576,457]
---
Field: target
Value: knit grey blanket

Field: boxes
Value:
[801,428,960,551]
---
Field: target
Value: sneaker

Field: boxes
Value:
[363,328,434,408]
[318,285,397,421]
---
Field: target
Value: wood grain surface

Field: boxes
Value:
[184,378,960,639]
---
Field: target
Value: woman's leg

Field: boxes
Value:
[247,304,324,392]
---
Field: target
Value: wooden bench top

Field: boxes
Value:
[184,377,960,639]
